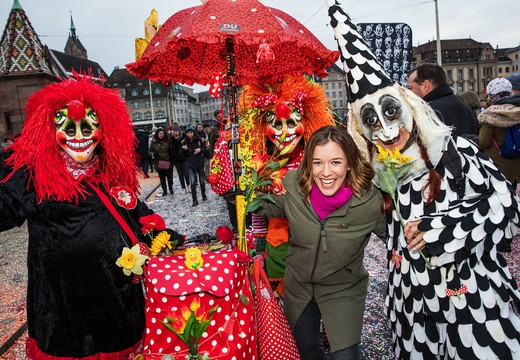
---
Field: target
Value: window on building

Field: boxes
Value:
[332,91,336,98]
[326,92,330,98]
[144,111,152,119]
[154,87,162,95]
[457,83,463,93]
[457,69,462,78]
[132,101,139,109]
[447,70,452,79]
[155,99,163,107]
[469,82,474,91]
[339,91,343,98]
[131,89,138,96]
[119,89,126,98]
[506,67,510,73]
[325,84,329,89]
[156,110,164,118]
[469,68,474,78]
[484,67,492,76]
[143,88,150,96]
[132,112,141,121]
[144,100,151,108]
[339,100,343,107]
[333,100,337,108]
[332,83,336,89]
[499,68,503,74]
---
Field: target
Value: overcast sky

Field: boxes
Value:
[1,0,518,90]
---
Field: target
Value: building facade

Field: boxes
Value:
[104,68,202,130]
[413,38,503,98]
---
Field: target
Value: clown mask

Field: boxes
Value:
[353,88,413,152]
[55,100,101,163]
[266,102,304,155]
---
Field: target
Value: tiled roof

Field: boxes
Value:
[51,49,106,78]
[0,1,60,76]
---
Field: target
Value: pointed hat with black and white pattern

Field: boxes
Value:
[327,0,393,102]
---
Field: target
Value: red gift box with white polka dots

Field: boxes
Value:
[142,249,258,359]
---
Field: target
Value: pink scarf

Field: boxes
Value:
[309,182,353,221]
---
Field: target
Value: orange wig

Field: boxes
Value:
[238,76,334,155]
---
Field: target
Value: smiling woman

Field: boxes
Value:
[254,126,386,360]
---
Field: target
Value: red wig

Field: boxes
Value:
[3,74,139,203]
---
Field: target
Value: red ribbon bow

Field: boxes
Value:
[445,284,468,299]
[391,249,403,269]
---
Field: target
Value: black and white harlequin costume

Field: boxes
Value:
[382,135,520,359]
[327,0,520,358]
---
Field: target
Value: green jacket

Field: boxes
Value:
[256,170,386,351]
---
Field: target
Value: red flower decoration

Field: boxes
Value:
[391,249,402,269]
[110,186,137,210]
[207,173,219,185]
[140,214,166,235]
[236,250,251,264]
[215,225,234,245]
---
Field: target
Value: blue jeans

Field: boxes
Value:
[293,300,359,360]
[187,166,206,201]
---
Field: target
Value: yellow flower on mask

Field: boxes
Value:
[116,244,148,276]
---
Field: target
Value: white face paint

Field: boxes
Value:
[55,101,101,163]
[354,88,414,152]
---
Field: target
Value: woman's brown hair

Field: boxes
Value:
[299,126,374,200]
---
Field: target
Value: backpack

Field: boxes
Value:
[500,124,520,159]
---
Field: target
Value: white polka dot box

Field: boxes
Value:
[142,249,259,359]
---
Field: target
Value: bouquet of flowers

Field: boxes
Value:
[163,298,219,360]
[115,214,185,282]
[375,146,431,267]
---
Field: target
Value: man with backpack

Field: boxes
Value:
[478,77,520,189]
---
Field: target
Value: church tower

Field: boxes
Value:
[64,13,87,58]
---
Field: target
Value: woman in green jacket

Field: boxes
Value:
[256,126,386,360]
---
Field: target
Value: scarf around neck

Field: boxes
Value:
[309,182,353,221]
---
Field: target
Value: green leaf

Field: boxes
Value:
[377,169,398,195]
[395,162,414,179]
[240,294,249,306]
[246,200,263,214]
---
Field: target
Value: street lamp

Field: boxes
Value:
[435,0,442,66]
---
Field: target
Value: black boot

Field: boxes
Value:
[201,183,207,201]
[161,186,168,196]
[169,186,174,195]
[192,199,199,207]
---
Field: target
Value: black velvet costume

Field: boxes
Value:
[0,168,153,358]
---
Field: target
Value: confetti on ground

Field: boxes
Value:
[1,174,518,359]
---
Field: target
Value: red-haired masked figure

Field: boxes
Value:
[240,76,334,293]
[0,75,154,359]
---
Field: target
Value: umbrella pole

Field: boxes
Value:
[226,38,246,248]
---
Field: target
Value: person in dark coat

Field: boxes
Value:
[150,127,174,196]
[0,75,157,359]
[170,124,190,193]
[407,63,479,139]
[135,128,150,177]
[181,125,207,207]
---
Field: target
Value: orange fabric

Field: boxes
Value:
[266,217,289,247]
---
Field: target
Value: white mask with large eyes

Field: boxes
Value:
[55,100,102,163]
[353,89,414,150]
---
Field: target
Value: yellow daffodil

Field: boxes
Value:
[150,231,172,256]
[116,244,148,276]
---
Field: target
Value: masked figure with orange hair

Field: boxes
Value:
[0,75,158,359]
[239,76,334,291]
